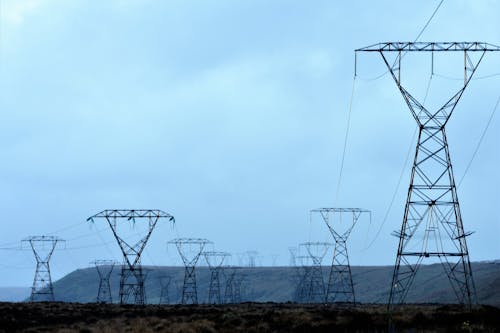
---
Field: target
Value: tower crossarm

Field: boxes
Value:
[355,42,500,52]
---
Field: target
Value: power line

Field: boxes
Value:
[335,76,357,204]
[356,0,445,81]
[458,95,500,188]
[413,0,445,42]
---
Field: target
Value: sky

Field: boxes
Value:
[0,0,499,287]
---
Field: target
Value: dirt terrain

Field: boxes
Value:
[0,302,498,333]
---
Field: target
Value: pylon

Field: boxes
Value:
[299,242,330,303]
[91,260,116,303]
[22,236,65,302]
[203,251,230,304]
[169,238,211,304]
[87,209,175,305]
[311,208,370,304]
[356,42,500,309]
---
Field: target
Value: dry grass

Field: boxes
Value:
[0,302,498,333]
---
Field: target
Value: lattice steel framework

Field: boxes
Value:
[295,254,312,303]
[232,271,245,303]
[223,266,237,303]
[169,238,211,304]
[87,209,175,305]
[91,260,116,303]
[158,275,171,305]
[299,242,330,303]
[356,42,500,309]
[204,251,230,304]
[246,251,259,267]
[22,236,65,302]
[312,208,370,304]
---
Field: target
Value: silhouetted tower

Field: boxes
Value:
[204,251,230,304]
[223,266,237,303]
[299,242,330,303]
[23,236,65,302]
[246,251,259,267]
[311,208,370,304]
[158,275,171,305]
[356,42,500,309]
[232,272,245,303]
[169,238,211,304]
[87,209,175,305]
[91,260,116,303]
[295,254,312,302]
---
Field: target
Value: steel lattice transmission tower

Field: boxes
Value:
[223,266,237,303]
[158,275,171,305]
[295,254,312,303]
[169,238,211,305]
[299,242,330,303]
[311,208,370,304]
[91,260,116,303]
[23,236,65,302]
[87,209,175,305]
[356,42,500,309]
[204,251,230,304]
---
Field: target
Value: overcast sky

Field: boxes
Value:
[0,0,498,287]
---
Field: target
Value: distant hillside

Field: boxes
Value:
[50,262,500,305]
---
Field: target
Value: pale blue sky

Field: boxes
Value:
[0,0,498,286]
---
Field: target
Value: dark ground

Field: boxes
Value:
[0,302,499,333]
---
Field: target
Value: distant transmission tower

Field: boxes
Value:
[299,242,330,303]
[311,208,370,305]
[295,254,312,303]
[246,251,259,267]
[169,238,211,304]
[158,275,171,305]
[91,260,116,303]
[223,266,236,303]
[232,271,245,303]
[356,42,500,309]
[87,209,175,305]
[22,236,65,302]
[204,251,230,304]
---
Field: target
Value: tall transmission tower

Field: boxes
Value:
[91,260,116,303]
[356,42,500,309]
[22,236,65,302]
[203,251,230,304]
[87,209,175,305]
[311,208,370,304]
[299,242,330,303]
[169,238,211,304]
[158,275,171,305]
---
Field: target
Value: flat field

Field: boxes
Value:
[0,302,498,333]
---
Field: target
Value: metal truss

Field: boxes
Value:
[223,266,237,303]
[232,271,245,303]
[299,242,331,303]
[91,260,116,303]
[158,275,171,305]
[356,42,500,309]
[295,254,312,303]
[224,266,245,303]
[87,209,174,305]
[203,251,230,304]
[22,236,65,302]
[312,208,370,305]
[169,238,211,304]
